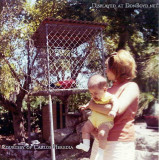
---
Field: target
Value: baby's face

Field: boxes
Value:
[89,86,106,101]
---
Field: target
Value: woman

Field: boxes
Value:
[89,49,139,160]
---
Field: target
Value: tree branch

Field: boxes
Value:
[4,58,21,84]
[30,51,39,70]
[16,74,29,105]
[52,0,56,17]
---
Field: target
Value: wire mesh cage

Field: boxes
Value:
[31,18,107,92]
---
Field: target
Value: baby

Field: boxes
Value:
[76,74,119,160]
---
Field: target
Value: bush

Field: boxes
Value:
[136,92,155,118]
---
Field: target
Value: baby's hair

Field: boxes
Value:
[88,74,107,89]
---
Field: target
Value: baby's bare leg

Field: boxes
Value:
[97,123,110,149]
[94,123,113,160]
[76,120,95,152]
[82,120,95,139]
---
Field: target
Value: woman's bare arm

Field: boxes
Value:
[88,99,112,115]
[117,82,139,115]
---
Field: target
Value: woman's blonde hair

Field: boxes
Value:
[106,50,137,82]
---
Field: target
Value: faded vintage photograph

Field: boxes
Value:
[0,0,158,160]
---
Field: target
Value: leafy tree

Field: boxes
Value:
[0,0,75,142]
[0,0,55,142]
[0,0,26,142]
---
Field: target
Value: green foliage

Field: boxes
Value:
[0,106,8,114]
[142,53,159,81]
[68,92,91,112]
[0,64,16,99]
[135,46,158,99]
[136,92,155,118]
[51,92,91,112]
[24,107,42,131]
[23,0,68,34]
[0,1,28,100]
[23,96,48,110]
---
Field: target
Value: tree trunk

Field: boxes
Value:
[128,37,140,59]
[12,111,25,142]
[116,29,129,51]
[117,29,140,60]
[0,93,25,142]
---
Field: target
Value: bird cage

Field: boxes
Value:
[31,18,107,94]
[30,18,107,160]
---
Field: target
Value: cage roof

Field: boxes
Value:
[32,18,107,48]
[34,18,107,30]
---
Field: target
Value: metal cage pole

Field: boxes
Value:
[46,24,56,160]
[100,29,106,77]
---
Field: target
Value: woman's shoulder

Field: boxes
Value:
[108,81,139,97]
[122,81,140,95]
[110,81,139,90]
[124,81,139,89]
[124,81,138,87]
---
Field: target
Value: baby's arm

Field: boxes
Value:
[108,95,119,117]
[88,99,112,115]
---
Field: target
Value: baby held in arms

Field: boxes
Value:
[76,74,119,160]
